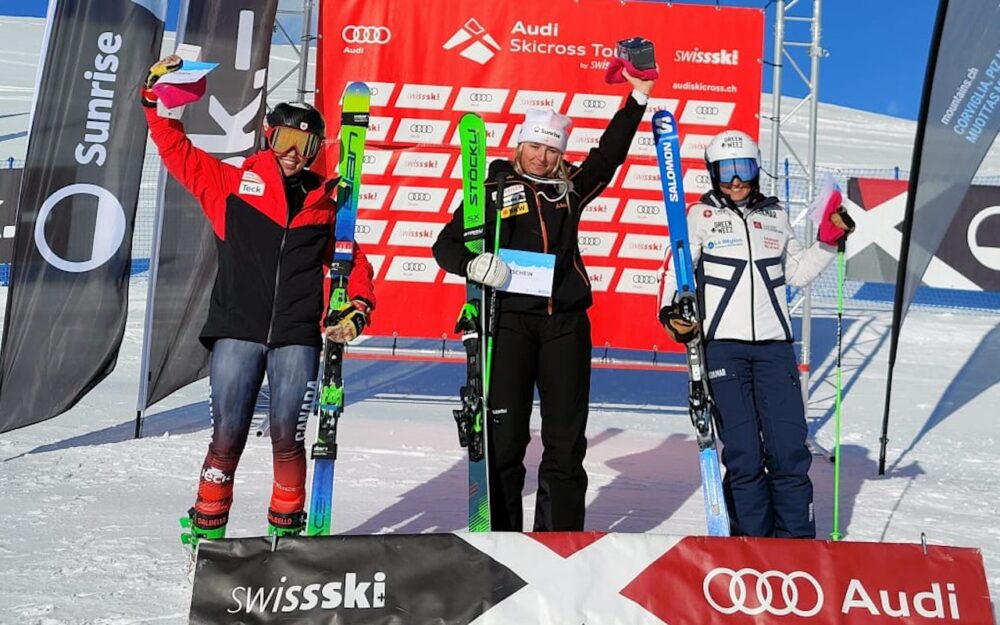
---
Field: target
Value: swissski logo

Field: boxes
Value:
[190,535,526,624]
[442,18,501,64]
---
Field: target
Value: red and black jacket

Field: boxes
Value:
[145,107,376,349]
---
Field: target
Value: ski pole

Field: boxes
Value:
[830,236,846,541]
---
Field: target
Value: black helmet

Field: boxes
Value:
[265,101,325,139]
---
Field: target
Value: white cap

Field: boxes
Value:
[517,108,572,153]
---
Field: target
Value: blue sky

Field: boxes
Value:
[3,0,938,119]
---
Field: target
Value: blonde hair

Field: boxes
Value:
[512,144,572,184]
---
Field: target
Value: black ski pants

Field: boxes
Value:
[487,310,592,531]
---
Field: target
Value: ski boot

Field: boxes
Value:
[267,509,307,538]
[180,507,228,548]
[179,508,227,582]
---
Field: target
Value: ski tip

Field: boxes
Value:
[651,109,678,140]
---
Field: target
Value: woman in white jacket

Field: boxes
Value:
[660,130,852,538]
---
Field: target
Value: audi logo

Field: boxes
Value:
[363,154,376,164]
[368,86,380,96]
[703,568,823,617]
[578,236,603,246]
[632,274,658,285]
[469,93,493,102]
[342,25,391,44]
[355,224,372,234]
[407,192,432,202]
[696,174,711,183]
[637,136,654,146]
[402,262,427,271]
[409,123,435,134]
[582,99,607,109]
[636,204,660,215]
[695,105,720,115]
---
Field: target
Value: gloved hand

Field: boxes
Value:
[324,298,371,343]
[141,55,183,107]
[465,253,511,288]
[817,204,856,246]
[659,301,700,344]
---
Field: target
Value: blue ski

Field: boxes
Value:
[307,82,370,536]
[652,109,731,537]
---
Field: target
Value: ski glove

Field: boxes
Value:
[817,204,856,247]
[465,253,511,289]
[141,55,183,108]
[324,298,372,343]
[659,302,700,344]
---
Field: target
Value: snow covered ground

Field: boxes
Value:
[1,279,999,624]
[1,12,999,625]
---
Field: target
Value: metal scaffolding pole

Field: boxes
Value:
[767,0,825,408]
[269,0,314,102]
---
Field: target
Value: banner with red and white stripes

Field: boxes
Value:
[316,0,764,350]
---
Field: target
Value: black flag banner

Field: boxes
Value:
[139,0,279,412]
[0,0,166,433]
[879,0,1000,473]
[0,167,22,266]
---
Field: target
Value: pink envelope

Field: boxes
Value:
[152,78,207,109]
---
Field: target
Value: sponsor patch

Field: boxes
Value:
[711,220,733,234]
[501,184,529,218]
[708,367,727,380]
[238,172,265,196]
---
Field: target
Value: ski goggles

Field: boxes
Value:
[713,157,760,185]
[268,126,322,159]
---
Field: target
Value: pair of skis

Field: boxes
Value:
[454,113,497,532]
[652,110,731,537]
[306,82,370,536]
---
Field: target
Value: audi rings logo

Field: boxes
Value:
[582,99,607,109]
[632,274,658,285]
[402,262,427,272]
[703,568,823,617]
[407,192,432,202]
[355,224,372,235]
[578,236,603,247]
[695,105,720,115]
[409,123,435,134]
[636,204,660,215]
[363,154,376,165]
[342,25,391,45]
[637,136,655,146]
[696,174,711,184]
[469,93,493,103]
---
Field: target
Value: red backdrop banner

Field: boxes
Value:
[316,0,764,351]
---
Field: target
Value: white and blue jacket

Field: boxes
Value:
[663,191,835,342]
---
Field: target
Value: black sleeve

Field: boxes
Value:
[432,202,473,277]
[569,93,646,205]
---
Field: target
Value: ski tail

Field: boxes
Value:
[307,81,370,536]
[653,109,731,537]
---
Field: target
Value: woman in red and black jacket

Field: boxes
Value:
[142,56,375,540]
[433,70,655,532]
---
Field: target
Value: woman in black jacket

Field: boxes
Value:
[433,71,654,531]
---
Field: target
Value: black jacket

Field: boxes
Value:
[433,94,646,315]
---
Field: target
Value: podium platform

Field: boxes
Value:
[188,532,994,624]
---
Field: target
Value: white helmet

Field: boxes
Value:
[704,130,761,191]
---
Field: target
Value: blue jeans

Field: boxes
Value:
[194,339,319,524]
